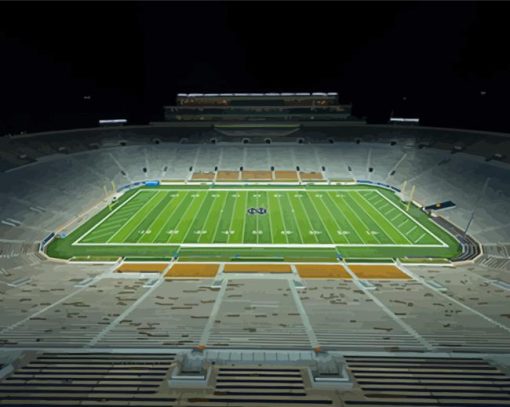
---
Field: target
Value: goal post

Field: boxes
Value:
[406,185,416,212]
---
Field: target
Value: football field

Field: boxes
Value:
[75,187,447,248]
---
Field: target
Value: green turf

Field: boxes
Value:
[46,184,462,261]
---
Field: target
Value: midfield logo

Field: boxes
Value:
[247,207,268,215]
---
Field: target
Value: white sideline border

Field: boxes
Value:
[74,189,145,244]
[72,187,448,249]
[74,243,445,248]
[373,190,448,247]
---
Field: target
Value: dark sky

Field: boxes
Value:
[1,2,510,134]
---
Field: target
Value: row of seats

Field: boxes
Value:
[0,141,509,246]
[1,351,510,406]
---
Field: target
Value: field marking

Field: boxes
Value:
[74,242,445,248]
[406,225,418,235]
[134,192,178,243]
[325,192,366,244]
[304,193,336,244]
[415,233,426,243]
[290,192,319,243]
[226,192,240,244]
[255,193,260,244]
[261,191,273,244]
[73,189,144,245]
[356,191,413,245]
[268,191,287,244]
[181,191,211,243]
[199,193,224,241]
[337,192,382,244]
[73,188,449,249]
[165,191,205,243]
[197,192,223,243]
[84,222,124,240]
[210,191,230,243]
[397,219,409,228]
[77,191,151,244]
[350,192,403,244]
[241,190,249,243]
[374,189,447,247]
[106,191,165,243]
[309,193,350,244]
[149,191,190,243]
[389,211,400,221]
[136,187,381,193]
[85,229,119,241]
[121,192,171,242]
[283,193,304,243]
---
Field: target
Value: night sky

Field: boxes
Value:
[1,2,510,134]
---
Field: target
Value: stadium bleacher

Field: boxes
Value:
[1,121,510,405]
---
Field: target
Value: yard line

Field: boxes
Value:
[260,191,273,244]
[323,193,365,244]
[374,189,447,246]
[241,191,250,243]
[391,213,401,222]
[364,191,389,207]
[291,193,319,243]
[122,192,171,243]
[75,189,144,243]
[271,193,289,244]
[287,193,316,243]
[211,192,230,242]
[227,192,241,244]
[345,193,394,244]
[182,191,214,243]
[301,193,334,243]
[84,229,118,241]
[256,193,260,244]
[415,233,426,243]
[151,191,192,242]
[167,191,208,243]
[87,220,136,240]
[133,192,178,243]
[307,192,348,244]
[282,193,304,244]
[197,192,227,243]
[198,193,225,243]
[397,219,409,228]
[336,192,382,244]
[89,223,126,238]
[406,225,418,236]
[106,192,164,243]
[385,207,396,216]
[355,191,413,245]
[365,195,381,204]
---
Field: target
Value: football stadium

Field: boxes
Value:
[1,91,510,406]
[2,3,510,406]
